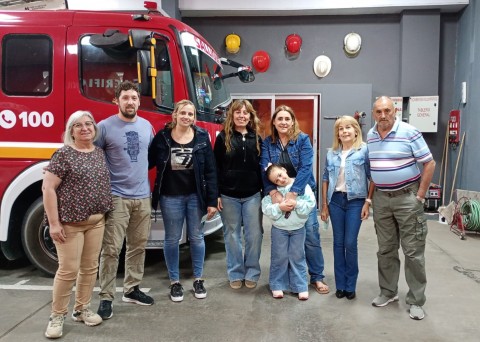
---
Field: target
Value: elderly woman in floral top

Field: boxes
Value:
[42,110,113,339]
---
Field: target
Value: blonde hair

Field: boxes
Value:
[63,110,98,145]
[223,99,261,154]
[269,105,301,143]
[167,99,196,129]
[331,115,363,150]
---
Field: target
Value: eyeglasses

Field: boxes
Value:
[73,121,94,129]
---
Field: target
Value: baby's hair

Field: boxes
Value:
[266,163,283,179]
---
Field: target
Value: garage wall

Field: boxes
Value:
[449,2,480,198]
[183,12,459,193]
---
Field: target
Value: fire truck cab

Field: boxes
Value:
[0,1,253,275]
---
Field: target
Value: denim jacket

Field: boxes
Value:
[148,125,218,213]
[322,143,370,202]
[260,133,316,196]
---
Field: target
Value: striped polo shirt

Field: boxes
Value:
[367,119,433,191]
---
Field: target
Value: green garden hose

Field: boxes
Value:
[461,200,480,231]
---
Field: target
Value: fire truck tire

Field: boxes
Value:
[21,198,58,276]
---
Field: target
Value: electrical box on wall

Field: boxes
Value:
[408,96,439,132]
[391,96,404,122]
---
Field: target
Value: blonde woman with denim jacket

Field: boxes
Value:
[321,115,374,300]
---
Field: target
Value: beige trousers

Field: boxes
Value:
[52,214,105,315]
[98,196,151,300]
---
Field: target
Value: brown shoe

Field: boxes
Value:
[312,280,330,294]
[229,280,243,289]
[245,280,257,289]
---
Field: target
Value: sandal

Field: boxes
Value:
[312,280,330,294]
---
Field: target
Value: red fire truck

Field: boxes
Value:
[0,1,253,275]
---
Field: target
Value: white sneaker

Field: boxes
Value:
[45,314,65,339]
[72,307,103,326]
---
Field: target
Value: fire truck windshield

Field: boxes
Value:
[181,32,230,118]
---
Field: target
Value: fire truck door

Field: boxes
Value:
[0,26,66,146]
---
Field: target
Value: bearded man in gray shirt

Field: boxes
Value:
[95,81,155,320]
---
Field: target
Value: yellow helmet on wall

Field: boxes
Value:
[225,33,241,54]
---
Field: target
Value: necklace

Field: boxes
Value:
[279,138,289,151]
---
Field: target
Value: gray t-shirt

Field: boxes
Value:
[95,114,154,199]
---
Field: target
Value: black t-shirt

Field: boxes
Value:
[160,139,196,195]
[279,148,297,178]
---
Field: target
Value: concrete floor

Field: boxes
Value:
[0,214,479,342]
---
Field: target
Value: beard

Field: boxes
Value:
[120,107,137,119]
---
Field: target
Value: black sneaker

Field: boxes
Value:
[170,282,184,302]
[193,279,207,299]
[97,300,113,320]
[122,286,154,306]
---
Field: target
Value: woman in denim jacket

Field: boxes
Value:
[148,100,218,303]
[260,104,329,295]
[320,115,374,300]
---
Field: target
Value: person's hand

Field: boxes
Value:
[206,206,217,220]
[270,190,283,204]
[279,199,295,212]
[285,192,298,202]
[320,205,329,222]
[217,198,223,212]
[49,223,66,244]
[361,203,370,220]
[283,198,296,210]
[278,201,290,212]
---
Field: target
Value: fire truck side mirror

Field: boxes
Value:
[90,30,129,48]
[238,69,255,83]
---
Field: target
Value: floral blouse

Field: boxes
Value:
[45,145,114,224]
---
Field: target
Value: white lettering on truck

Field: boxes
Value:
[0,110,54,129]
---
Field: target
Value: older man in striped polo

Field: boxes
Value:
[367,96,436,321]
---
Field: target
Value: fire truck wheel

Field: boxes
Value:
[21,198,58,276]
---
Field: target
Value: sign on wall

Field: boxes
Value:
[408,96,438,132]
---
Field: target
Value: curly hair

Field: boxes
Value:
[269,105,301,143]
[223,99,261,154]
[114,80,140,99]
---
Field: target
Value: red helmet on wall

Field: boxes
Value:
[285,34,302,55]
[251,50,270,73]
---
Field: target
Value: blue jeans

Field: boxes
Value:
[328,192,364,292]
[305,210,326,282]
[220,193,263,282]
[269,226,308,293]
[159,194,205,281]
